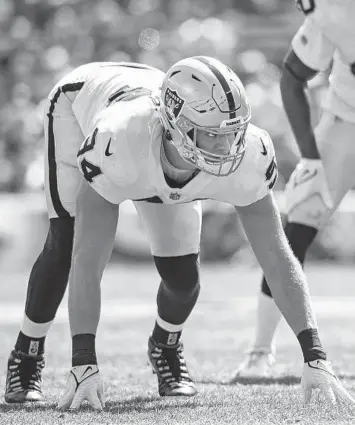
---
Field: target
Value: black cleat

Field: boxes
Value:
[148,336,197,397]
[5,350,45,403]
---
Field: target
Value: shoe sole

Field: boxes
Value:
[160,386,197,397]
[5,392,45,403]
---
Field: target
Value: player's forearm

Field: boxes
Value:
[262,245,318,336]
[263,247,327,363]
[239,194,326,363]
[237,194,318,336]
[69,257,103,336]
[280,71,319,159]
[68,180,119,337]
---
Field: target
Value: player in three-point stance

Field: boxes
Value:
[4,56,354,409]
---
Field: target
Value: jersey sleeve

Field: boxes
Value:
[253,130,278,203]
[292,17,335,71]
[217,127,278,207]
[76,127,126,204]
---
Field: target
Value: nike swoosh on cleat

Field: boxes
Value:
[105,138,113,156]
[260,138,267,156]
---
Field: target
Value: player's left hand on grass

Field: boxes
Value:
[57,365,105,411]
[301,359,355,406]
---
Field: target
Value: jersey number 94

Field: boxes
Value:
[77,128,103,183]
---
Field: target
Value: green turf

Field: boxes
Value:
[0,262,355,424]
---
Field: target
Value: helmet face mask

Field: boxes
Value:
[160,56,251,176]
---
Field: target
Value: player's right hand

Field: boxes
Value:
[301,359,355,406]
[57,364,105,411]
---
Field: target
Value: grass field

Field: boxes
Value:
[0,261,355,424]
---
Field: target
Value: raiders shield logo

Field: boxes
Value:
[169,192,181,200]
[164,88,185,120]
[29,340,39,355]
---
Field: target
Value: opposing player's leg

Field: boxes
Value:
[5,85,84,403]
[135,201,202,396]
[232,112,355,379]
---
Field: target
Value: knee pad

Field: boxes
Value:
[153,253,200,296]
[154,254,200,325]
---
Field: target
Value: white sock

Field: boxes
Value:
[21,314,53,338]
[252,292,282,353]
[156,316,184,333]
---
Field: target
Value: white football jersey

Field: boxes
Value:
[292,0,355,122]
[67,62,165,135]
[77,87,277,207]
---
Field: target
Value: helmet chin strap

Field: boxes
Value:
[162,131,196,173]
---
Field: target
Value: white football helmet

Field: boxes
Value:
[160,56,251,176]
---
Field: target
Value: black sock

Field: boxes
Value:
[297,328,327,363]
[72,334,97,366]
[152,322,182,346]
[15,331,45,356]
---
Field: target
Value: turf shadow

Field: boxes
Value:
[0,402,58,412]
[198,375,301,386]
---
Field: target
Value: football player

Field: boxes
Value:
[4,57,353,410]
[232,0,355,379]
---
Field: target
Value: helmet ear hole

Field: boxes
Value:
[187,128,194,141]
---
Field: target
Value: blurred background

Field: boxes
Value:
[1,0,355,271]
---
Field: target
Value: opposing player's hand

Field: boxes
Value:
[287,158,329,199]
[302,359,355,406]
[58,365,105,411]
[285,158,333,219]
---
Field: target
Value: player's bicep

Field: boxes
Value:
[73,179,119,270]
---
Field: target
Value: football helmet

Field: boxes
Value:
[160,56,251,176]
